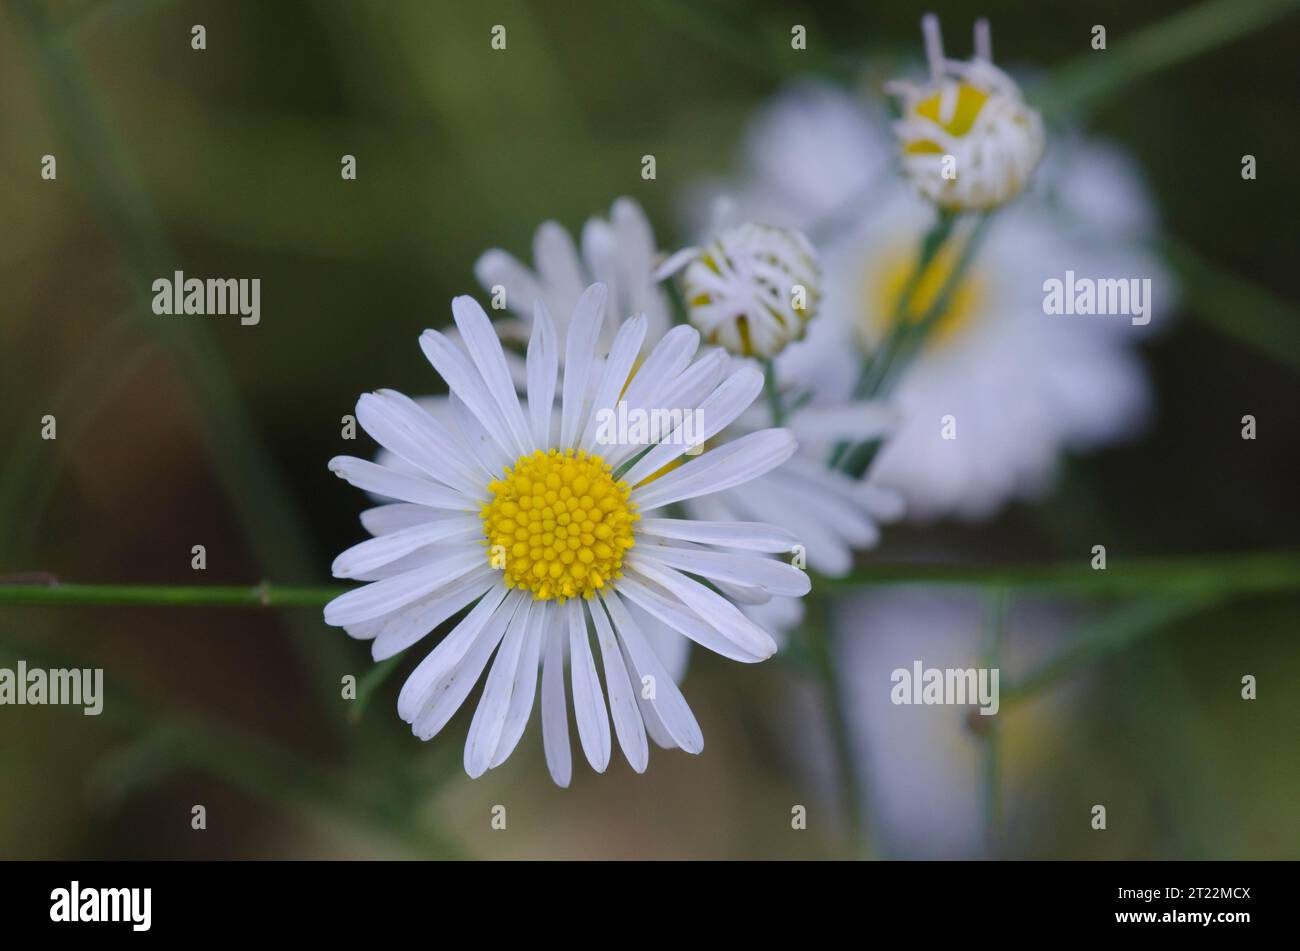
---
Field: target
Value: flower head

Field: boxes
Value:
[325,284,809,783]
[711,84,1167,521]
[660,222,822,359]
[888,15,1044,211]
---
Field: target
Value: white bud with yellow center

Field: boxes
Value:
[659,223,822,359]
[888,15,1044,211]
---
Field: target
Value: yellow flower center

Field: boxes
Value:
[904,82,990,153]
[864,241,986,351]
[481,448,637,602]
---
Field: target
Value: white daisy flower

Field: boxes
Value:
[887,15,1044,211]
[325,284,808,784]
[474,197,672,361]
[694,83,1170,521]
[658,222,822,359]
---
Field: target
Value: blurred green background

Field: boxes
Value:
[1,0,1298,859]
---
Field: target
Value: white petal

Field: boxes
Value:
[637,517,798,552]
[359,503,443,536]
[322,545,482,626]
[464,599,533,778]
[419,329,520,458]
[567,598,611,772]
[620,325,700,413]
[331,516,480,579]
[489,600,547,768]
[411,590,524,740]
[771,460,880,548]
[610,197,657,283]
[541,616,572,786]
[526,301,559,448]
[371,566,496,660]
[329,456,474,511]
[622,365,763,485]
[652,246,699,281]
[534,221,587,311]
[451,295,534,454]
[636,542,810,597]
[590,597,649,772]
[397,583,510,721]
[658,348,728,413]
[474,249,542,320]
[560,283,609,448]
[616,572,767,663]
[788,401,898,443]
[625,555,778,660]
[606,325,702,466]
[860,483,906,522]
[631,429,797,511]
[632,597,692,683]
[714,578,773,605]
[603,590,703,754]
[450,393,510,477]
[579,315,647,451]
[356,390,484,498]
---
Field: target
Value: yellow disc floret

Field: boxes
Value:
[903,83,991,153]
[481,448,637,602]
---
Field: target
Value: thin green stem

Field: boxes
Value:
[979,588,1007,856]
[835,212,990,478]
[1162,235,1300,374]
[804,594,874,858]
[0,582,345,607]
[6,549,1299,607]
[762,357,785,426]
[822,550,1300,596]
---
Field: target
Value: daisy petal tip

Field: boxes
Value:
[322,599,347,627]
[653,247,698,282]
[472,247,506,278]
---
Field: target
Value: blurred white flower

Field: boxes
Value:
[685,368,902,578]
[801,587,1077,858]
[887,15,1044,211]
[695,83,1171,521]
[475,197,672,363]
[327,285,808,784]
[659,222,822,359]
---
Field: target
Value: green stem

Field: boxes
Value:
[6,549,1299,607]
[836,212,990,478]
[1162,235,1300,374]
[821,550,1300,596]
[762,357,786,426]
[979,588,1007,855]
[0,582,345,607]
[804,594,874,857]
